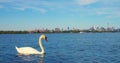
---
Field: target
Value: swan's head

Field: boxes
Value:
[40,34,48,41]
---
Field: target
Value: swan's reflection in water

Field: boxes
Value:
[38,54,44,63]
[17,54,44,63]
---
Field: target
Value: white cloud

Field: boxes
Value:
[0,0,48,13]
[0,0,120,17]
[14,7,25,11]
[0,0,12,2]
[73,0,120,19]
[106,11,120,19]
[75,0,98,5]
[30,7,47,14]
[14,6,47,13]
[96,11,107,15]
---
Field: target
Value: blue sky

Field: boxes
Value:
[0,0,120,30]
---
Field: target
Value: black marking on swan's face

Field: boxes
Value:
[45,36,48,41]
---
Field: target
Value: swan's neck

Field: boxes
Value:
[39,38,44,54]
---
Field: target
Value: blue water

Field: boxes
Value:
[0,33,120,63]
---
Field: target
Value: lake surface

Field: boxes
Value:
[0,33,120,63]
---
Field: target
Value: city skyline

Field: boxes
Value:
[0,0,120,31]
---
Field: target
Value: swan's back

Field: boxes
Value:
[16,46,41,55]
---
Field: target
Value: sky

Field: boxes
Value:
[0,0,120,31]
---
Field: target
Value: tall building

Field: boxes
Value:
[55,28,61,32]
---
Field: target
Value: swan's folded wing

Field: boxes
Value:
[16,47,41,55]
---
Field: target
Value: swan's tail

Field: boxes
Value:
[15,46,17,49]
[15,46,19,51]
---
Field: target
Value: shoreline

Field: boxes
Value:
[0,30,119,34]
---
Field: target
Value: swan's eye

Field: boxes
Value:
[45,37,48,41]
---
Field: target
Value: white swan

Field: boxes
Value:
[15,34,47,55]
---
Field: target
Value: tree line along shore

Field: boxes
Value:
[0,30,119,34]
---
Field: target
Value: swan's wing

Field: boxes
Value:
[16,47,41,55]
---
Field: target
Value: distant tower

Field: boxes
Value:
[107,22,109,29]
[107,22,110,31]
[67,27,69,31]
